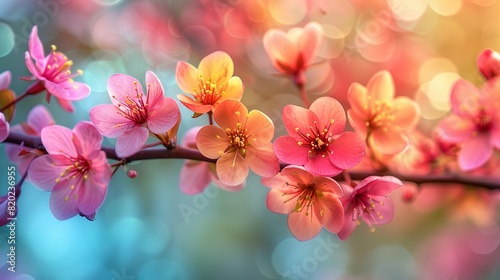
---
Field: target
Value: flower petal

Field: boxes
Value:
[49,179,80,220]
[364,196,395,225]
[145,71,165,108]
[245,144,279,178]
[329,131,365,169]
[0,70,11,89]
[198,51,234,85]
[312,176,343,197]
[437,115,474,143]
[216,152,248,186]
[27,105,54,132]
[295,22,323,66]
[90,104,134,138]
[44,79,70,99]
[27,155,63,191]
[214,99,248,130]
[320,192,344,234]
[177,94,212,114]
[266,188,295,214]
[263,29,298,74]
[304,154,343,176]
[337,202,358,241]
[392,97,420,132]
[347,109,368,137]
[196,125,229,159]
[72,122,102,159]
[65,82,90,100]
[356,176,403,196]
[282,104,318,139]
[180,161,211,195]
[273,136,310,165]
[347,82,369,117]
[219,76,244,102]
[288,206,322,241]
[25,51,42,79]
[281,165,314,185]
[459,134,492,171]
[175,61,199,94]
[371,130,409,155]
[28,26,45,70]
[41,125,77,157]
[107,73,144,107]
[0,113,9,143]
[367,70,394,101]
[147,97,180,134]
[309,97,346,135]
[115,126,149,158]
[78,174,108,216]
[246,110,274,146]
[450,79,480,117]
[54,97,74,112]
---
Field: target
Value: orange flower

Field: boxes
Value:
[347,71,420,155]
[196,99,279,186]
[176,51,244,117]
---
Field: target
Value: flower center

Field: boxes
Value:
[295,119,335,157]
[195,74,225,105]
[113,81,149,124]
[43,45,83,90]
[474,110,492,132]
[54,155,91,202]
[223,111,251,157]
[282,182,324,220]
[368,100,399,132]
[352,195,385,232]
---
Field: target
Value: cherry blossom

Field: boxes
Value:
[274,96,365,176]
[90,71,180,158]
[24,26,90,112]
[196,99,279,186]
[338,176,403,241]
[262,165,344,241]
[28,122,111,220]
[176,51,244,116]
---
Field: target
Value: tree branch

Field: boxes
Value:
[5,132,500,190]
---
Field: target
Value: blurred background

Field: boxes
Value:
[0,0,500,279]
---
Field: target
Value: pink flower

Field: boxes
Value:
[176,51,244,116]
[90,71,180,158]
[180,127,244,195]
[0,70,10,90]
[274,96,365,176]
[196,99,279,186]
[263,22,323,86]
[0,70,15,122]
[477,49,500,80]
[338,176,403,241]
[347,70,420,155]
[0,112,9,143]
[261,166,344,241]
[5,105,54,176]
[28,122,111,220]
[24,26,90,112]
[437,78,500,171]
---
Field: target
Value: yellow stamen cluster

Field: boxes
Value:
[366,99,400,132]
[282,181,324,222]
[114,81,149,125]
[295,119,335,158]
[194,74,225,105]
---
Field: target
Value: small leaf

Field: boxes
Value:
[0,89,16,122]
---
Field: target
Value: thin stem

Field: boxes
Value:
[4,131,500,190]
[297,82,310,108]
[208,111,213,125]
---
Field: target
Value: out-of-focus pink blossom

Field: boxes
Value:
[180,126,244,195]
[347,71,420,155]
[196,99,279,186]
[24,26,90,112]
[90,71,180,158]
[5,105,54,176]
[0,112,9,143]
[477,49,500,80]
[28,122,111,220]
[263,22,323,87]
[338,176,402,241]
[437,78,500,171]
[262,165,344,241]
[274,96,365,176]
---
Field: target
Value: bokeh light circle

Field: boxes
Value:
[0,22,15,58]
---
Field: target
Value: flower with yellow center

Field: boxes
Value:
[176,51,244,117]
[196,99,279,186]
[347,70,420,155]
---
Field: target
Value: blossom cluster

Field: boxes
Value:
[0,22,499,245]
